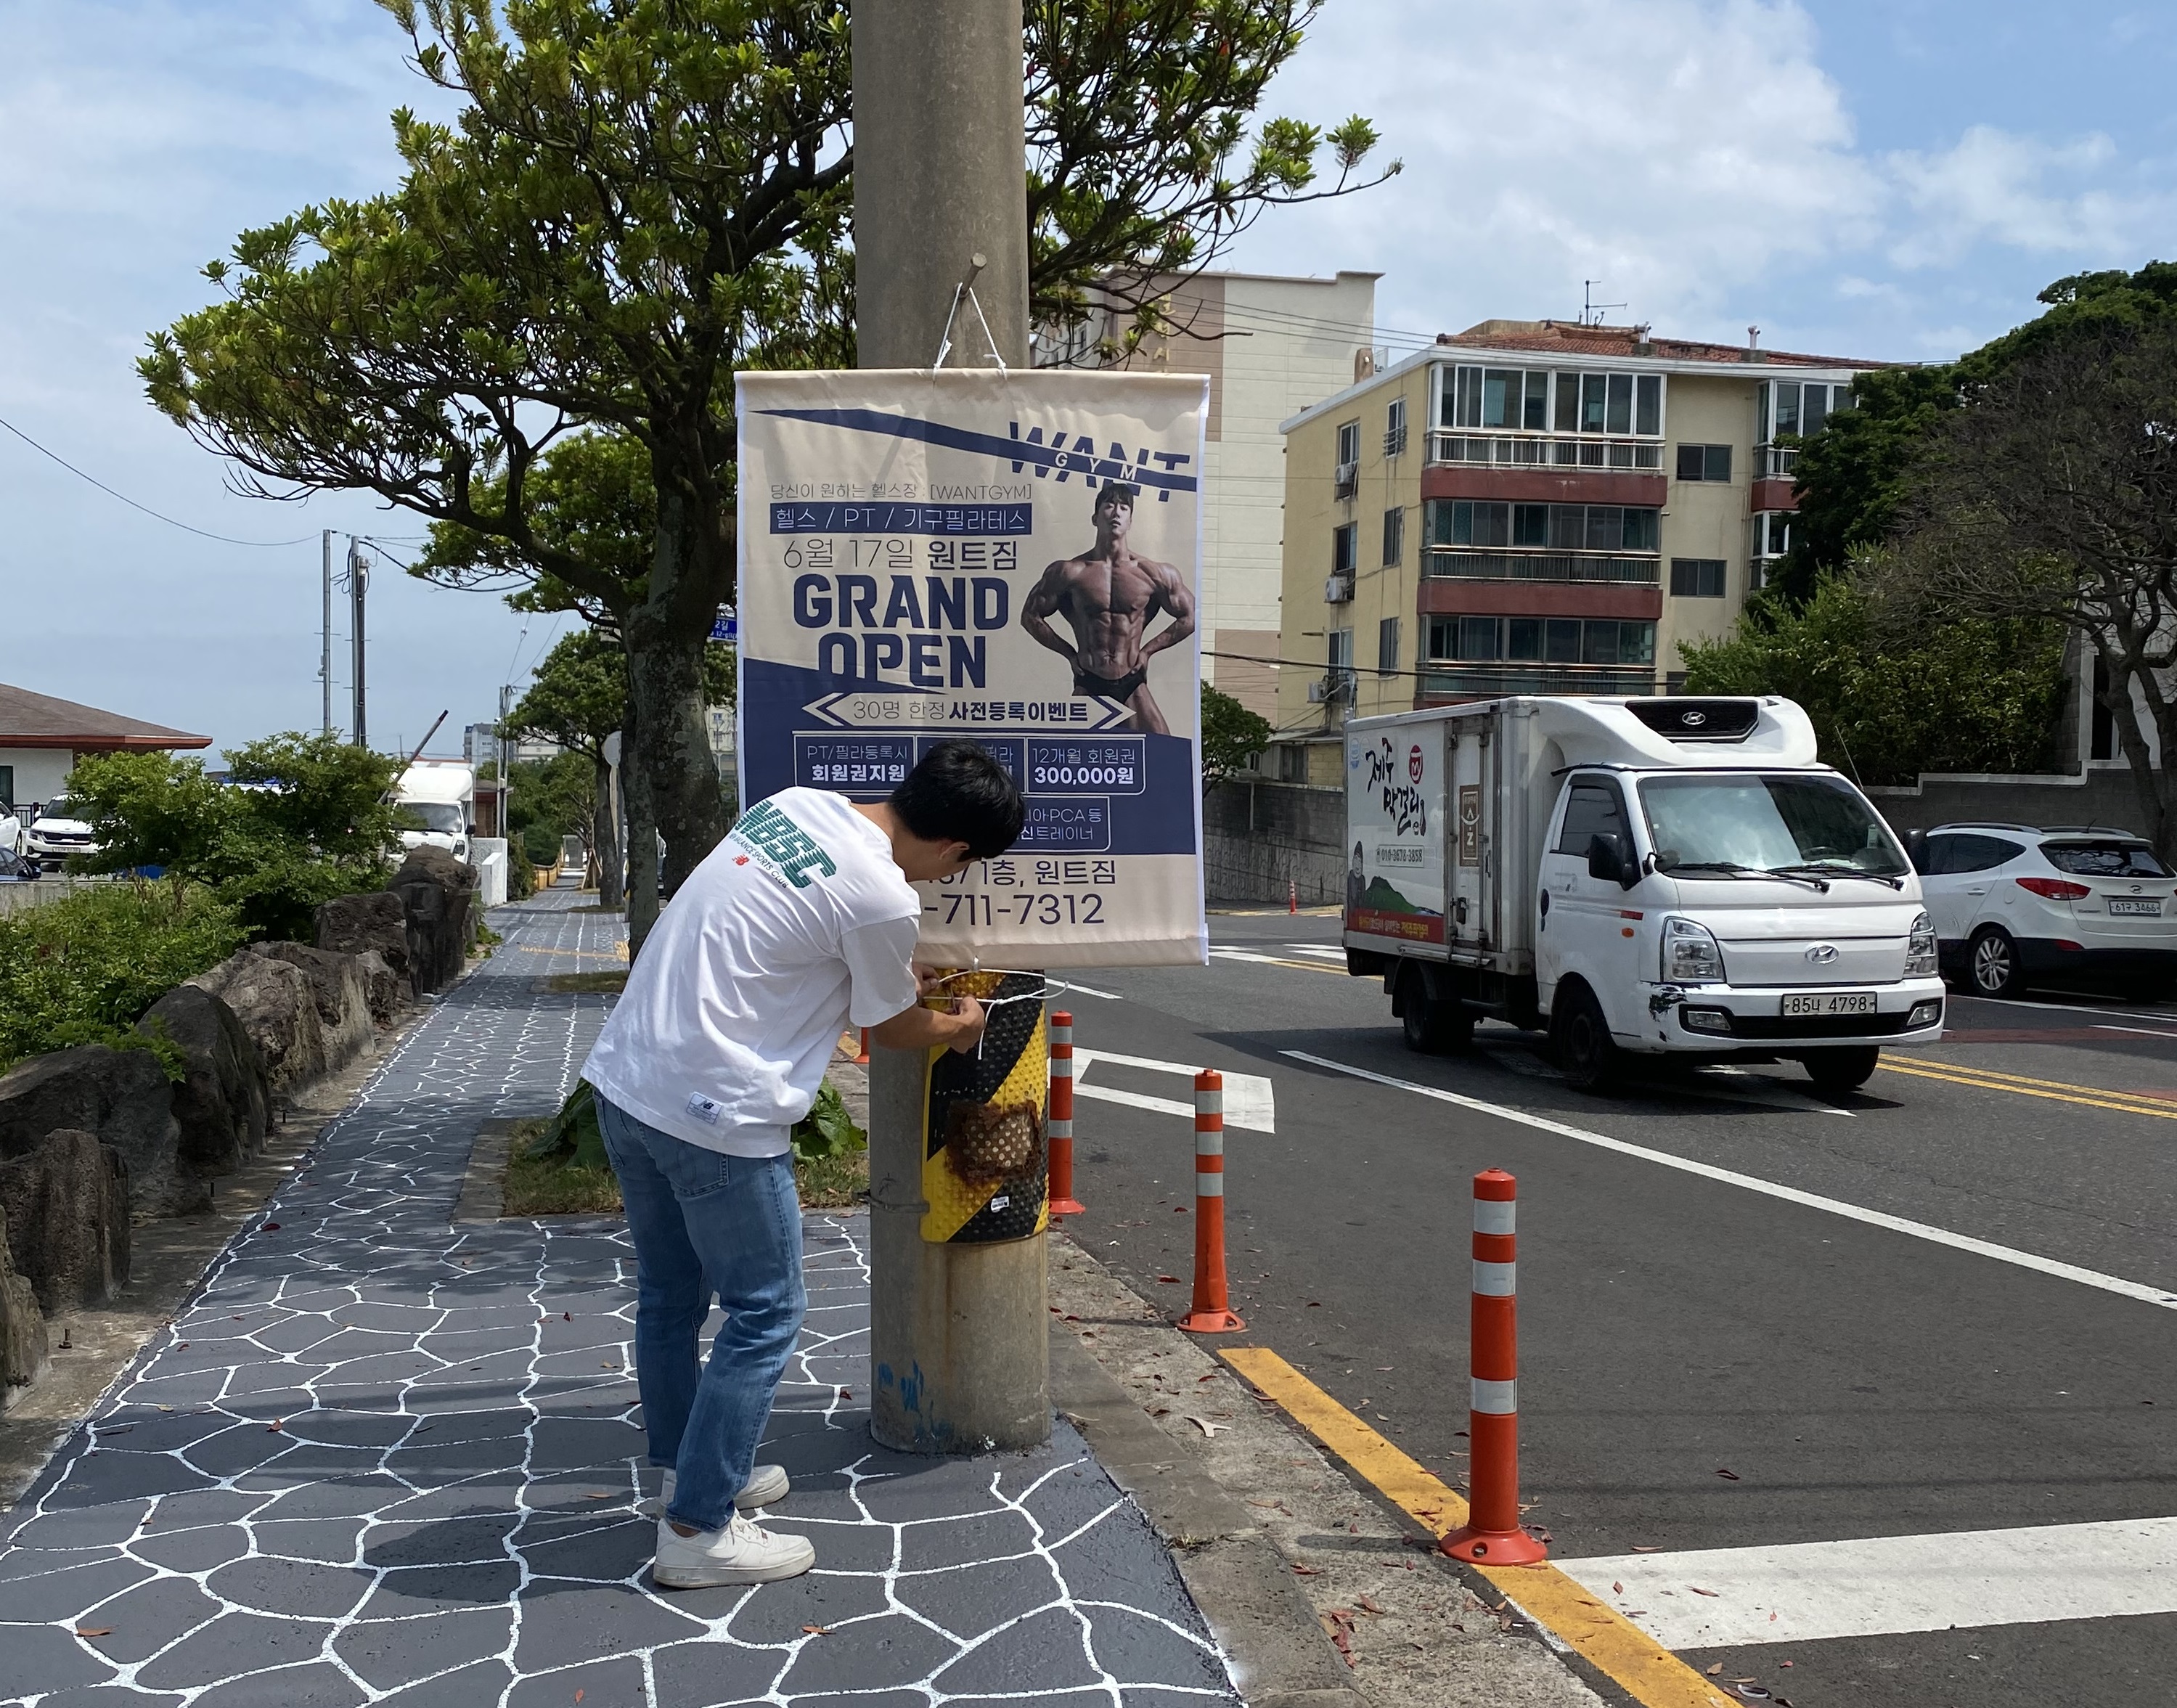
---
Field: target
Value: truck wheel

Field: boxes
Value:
[1551,983,1620,1091]
[1399,967,1474,1055]
[1968,927,2025,999]
[1801,1047,1880,1093]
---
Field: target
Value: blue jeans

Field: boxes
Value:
[597,1095,805,1533]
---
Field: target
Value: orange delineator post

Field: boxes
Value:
[1177,1070,1243,1333]
[854,1029,870,1065]
[1440,1167,1547,1565]
[1288,878,1299,915]
[1047,1009,1085,1217]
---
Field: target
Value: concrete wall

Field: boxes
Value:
[0,748,75,813]
[1204,779,1348,906]
[1657,374,1758,676]
[1865,767,2154,837]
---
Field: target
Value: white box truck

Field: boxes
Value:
[393,760,475,865]
[1341,695,1945,1092]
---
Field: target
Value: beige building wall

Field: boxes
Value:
[1659,375,1760,675]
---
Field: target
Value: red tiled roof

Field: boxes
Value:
[1437,322,1896,369]
[0,682,211,751]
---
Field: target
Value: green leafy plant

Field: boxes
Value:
[524,1079,608,1172]
[1201,684,1273,792]
[0,880,246,1075]
[791,1080,866,1164]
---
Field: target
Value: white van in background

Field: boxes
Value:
[393,761,475,865]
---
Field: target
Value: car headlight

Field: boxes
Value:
[1906,909,1937,977]
[1663,917,1725,984]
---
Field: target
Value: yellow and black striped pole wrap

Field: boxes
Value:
[918,970,1050,1243]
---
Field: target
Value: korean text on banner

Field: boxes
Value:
[735,369,1210,968]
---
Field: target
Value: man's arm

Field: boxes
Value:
[1020,560,1079,666]
[1137,559,1196,661]
[870,994,986,1053]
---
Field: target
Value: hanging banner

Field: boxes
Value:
[735,369,1209,968]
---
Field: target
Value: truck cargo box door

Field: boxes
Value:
[1345,727,1447,949]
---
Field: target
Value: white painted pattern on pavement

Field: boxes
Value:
[1074,1048,1275,1133]
[1281,1050,2177,1310]
[1560,1516,2177,1648]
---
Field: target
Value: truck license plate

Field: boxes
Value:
[1782,992,1875,1017]
[2108,899,2162,917]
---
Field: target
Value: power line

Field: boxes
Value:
[0,409,319,547]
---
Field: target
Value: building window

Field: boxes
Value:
[1675,444,1733,482]
[1379,616,1400,674]
[1427,616,1657,667]
[1426,499,1660,553]
[1670,557,1728,597]
[1757,380,1853,443]
[1333,523,1357,573]
[0,764,11,812]
[1278,743,1310,783]
[1336,420,1360,466]
[1384,396,1408,457]
[1445,366,1662,436]
[1381,507,1404,565]
[1328,628,1355,689]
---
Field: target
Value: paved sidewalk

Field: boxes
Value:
[0,887,1238,1707]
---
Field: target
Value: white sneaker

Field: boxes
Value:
[642,1463,791,1517]
[652,1512,815,1588]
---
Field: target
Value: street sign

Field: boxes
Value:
[735,368,1209,968]
[710,607,738,643]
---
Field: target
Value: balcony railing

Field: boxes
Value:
[1422,549,1660,586]
[1428,430,1663,472]
[1418,666,1658,699]
[1756,444,1800,478]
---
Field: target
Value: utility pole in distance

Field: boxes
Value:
[322,528,335,736]
[348,537,370,749]
[852,0,1047,1453]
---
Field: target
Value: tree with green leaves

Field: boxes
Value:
[140,0,1389,950]
[1680,573,2068,785]
[1200,683,1272,792]
[501,629,631,906]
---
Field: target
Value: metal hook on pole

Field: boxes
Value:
[932,253,992,373]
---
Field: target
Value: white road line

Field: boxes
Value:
[1559,1516,2177,1648]
[1669,1067,1855,1119]
[1075,1047,1275,1133]
[1281,944,1348,960]
[1956,992,2177,1024]
[1050,978,1124,1000]
[1280,1050,2177,1310]
[2091,1023,2177,1039]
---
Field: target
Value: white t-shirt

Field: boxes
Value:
[581,788,922,1156]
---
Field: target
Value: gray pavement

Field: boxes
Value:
[0,887,1238,1707]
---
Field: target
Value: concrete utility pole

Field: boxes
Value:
[852,0,1047,1453]
[322,528,335,736]
[499,683,515,841]
[348,538,370,749]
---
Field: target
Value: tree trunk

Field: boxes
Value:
[2098,642,2172,854]
[623,486,730,955]
[592,753,624,910]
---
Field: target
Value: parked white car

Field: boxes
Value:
[1908,822,2177,1000]
[23,798,98,865]
[0,808,20,857]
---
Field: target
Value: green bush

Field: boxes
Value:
[505,849,536,901]
[520,822,563,867]
[0,880,246,1074]
[65,736,401,941]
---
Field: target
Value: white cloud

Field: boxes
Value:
[1224,0,2176,357]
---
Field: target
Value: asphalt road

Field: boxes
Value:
[1050,910,2177,1708]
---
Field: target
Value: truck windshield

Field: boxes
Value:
[399,802,465,835]
[1639,773,1908,877]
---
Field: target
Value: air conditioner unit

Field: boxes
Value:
[1333,460,1358,499]
[1324,573,1354,604]
[1307,675,1353,704]
[1307,679,1329,703]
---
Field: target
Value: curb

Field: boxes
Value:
[1048,1323,1369,1708]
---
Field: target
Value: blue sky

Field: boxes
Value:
[1,0,2170,763]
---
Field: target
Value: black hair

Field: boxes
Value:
[889,740,1026,860]
[1093,481,1140,514]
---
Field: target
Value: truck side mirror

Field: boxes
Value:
[1902,828,1927,873]
[1587,832,1639,890]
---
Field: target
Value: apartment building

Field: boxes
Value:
[1270,319,1886,780]
[1043,269,1379,719]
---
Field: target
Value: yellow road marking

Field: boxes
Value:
[1880,1059,2177,1120]
[1221,1347,1733,1708]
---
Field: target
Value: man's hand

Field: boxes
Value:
[943,994,987,1055]
[870,990,987,1054]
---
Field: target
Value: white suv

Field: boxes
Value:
[1908,822,2177,1000]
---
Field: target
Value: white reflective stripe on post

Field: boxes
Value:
[1193,1173,1224,1196]
[1048,1118,1072,1136]
[1473,1198,1516,1236]
[1050,1058,1074,1079]
[1471,1377,1517,1415]
[1196,1087,1223,1116]
[1195,1134,1224,1157]
[1472,1259,1516,1296]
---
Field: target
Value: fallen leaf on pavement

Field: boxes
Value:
[1185,1415,1227,1437]
[1612,1581,1623,1594]
[573,1693,582,1703]
[267,1420,283,1432]
[1157,1275,1183,1284]
[74,1627,113,1638]
[801,1625,829,1635]
[1715,1468,1740,1480]
[584,1493,612,1500]
[1292,1564,1321,1575]
[1197,1373,1217,1383]
[1706,1662,1724,1675]
[563,1312,572,1320]
[1630,1544,1660,1553]
[1690,1585,1720,1597]
[1358,1594,1384,1614]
